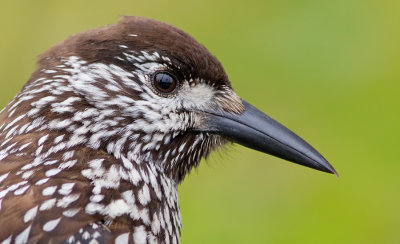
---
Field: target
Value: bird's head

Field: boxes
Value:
[23,16,335,183]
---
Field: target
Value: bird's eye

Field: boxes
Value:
[152,72,178,94]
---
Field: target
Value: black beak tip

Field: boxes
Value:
[316,159,338,177]
[328,165,339,178]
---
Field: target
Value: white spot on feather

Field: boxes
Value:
[0,173,9,183]
[1,235,12,244]
[38,134,49,145]
[42,186,57,196]
[22,170,34,179]
[58,183,75,195]
[57,194,80,208]
[115,233,129,244]
[40,198,56,211]
[54,135,64,144]
[107,199,130,218]
[24,206,38,223]
[138,184,151,206]
[43,217,61,232]
[62,208,80,217]
[14,185,30,195]
[15,225,32,243]
[133,226,147,244]
[35,178,49,185]
[82,231,90,240]
[90,194,104,203]
[45,168,61,177]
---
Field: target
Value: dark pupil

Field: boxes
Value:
[155,73,175,92]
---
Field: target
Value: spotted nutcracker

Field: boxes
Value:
[0,16,336,243]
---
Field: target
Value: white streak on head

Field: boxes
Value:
[3,115,25,131]
[176,82,216,110]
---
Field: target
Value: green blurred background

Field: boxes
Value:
[1,0,399,243]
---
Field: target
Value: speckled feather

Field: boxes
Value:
[0,16,243,243]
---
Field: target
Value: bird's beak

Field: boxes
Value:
[198,100,337,175]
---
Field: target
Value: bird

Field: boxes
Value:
[0,16,336,244]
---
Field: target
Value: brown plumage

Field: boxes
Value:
[0,16,335,244]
